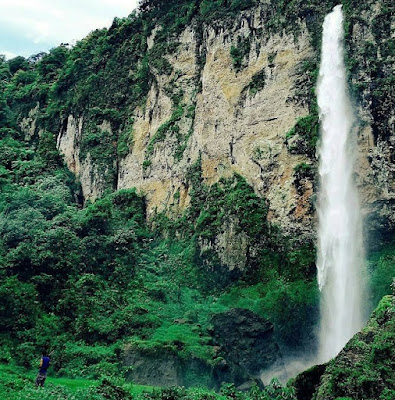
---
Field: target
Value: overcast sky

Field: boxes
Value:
[0,0,139,59]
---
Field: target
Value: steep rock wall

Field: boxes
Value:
[347,1,395,242]
[47,2,393,250]
[58,8,317,237]
[57,115,113,200]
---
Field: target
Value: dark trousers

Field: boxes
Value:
[35,372,47,387]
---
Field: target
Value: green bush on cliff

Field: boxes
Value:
[230,38,251,72]
[117,118,135,158]
[368,243,395,307]
[285,113,319,158]
[144,103,185,167]
[200,0,256,22]
[247,69,266,96]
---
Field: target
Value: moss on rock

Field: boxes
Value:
[295,295,395,400]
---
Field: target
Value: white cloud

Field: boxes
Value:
[0,0,139,57]
[1,50,17,59]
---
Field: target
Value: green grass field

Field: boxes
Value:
[0,363,157,399]
[45,376,97,391]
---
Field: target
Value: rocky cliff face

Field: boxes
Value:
[18,1,393,263]
[57,115,113,200]
[346,0,395,245]
[57,10,317,237]
[52,2,393,243]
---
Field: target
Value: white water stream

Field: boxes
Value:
[316,5,366,362]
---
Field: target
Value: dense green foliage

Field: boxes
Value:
[0,96,325,392]
[0,107,322,389]
[368,243,395,307]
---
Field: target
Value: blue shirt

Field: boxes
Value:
[39,356,50,374]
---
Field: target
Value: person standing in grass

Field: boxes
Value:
[35,351,50,387]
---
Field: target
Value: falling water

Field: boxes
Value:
[316,5,366,362]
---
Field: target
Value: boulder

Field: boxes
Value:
[123,349,215,389]
[210,308,283,385]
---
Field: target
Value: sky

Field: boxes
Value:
[0,0,139,59]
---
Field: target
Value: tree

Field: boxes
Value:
[7,56,29,75]
[0,276,39,333]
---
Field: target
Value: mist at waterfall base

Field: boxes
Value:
[261,5,367,384]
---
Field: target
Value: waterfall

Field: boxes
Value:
[316,5,366,362]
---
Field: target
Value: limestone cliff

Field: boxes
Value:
[21,1,394,261]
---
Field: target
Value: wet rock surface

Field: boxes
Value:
[292,364,327,400]
[210,308,283,385]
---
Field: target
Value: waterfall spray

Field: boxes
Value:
[316,5,366,362]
